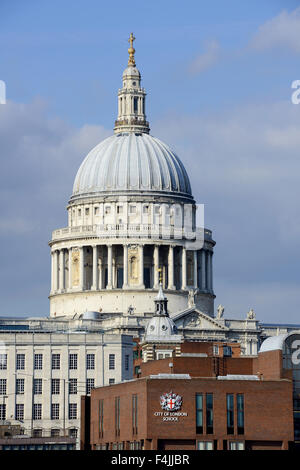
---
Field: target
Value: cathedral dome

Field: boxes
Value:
[71,132,193,200]
[122,66,140,78]
[145,314,178,338]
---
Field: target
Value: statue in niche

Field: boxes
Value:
[129,256,138,280]
[72,249,79,287]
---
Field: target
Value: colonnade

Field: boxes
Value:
[51,244,213,295]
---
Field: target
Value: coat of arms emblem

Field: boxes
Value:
[160,391,182,411]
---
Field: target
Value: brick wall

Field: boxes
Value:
[87,376,294,450]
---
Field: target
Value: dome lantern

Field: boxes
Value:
[114,33,150,134]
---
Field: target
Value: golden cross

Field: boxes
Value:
[128,33,135,49]
[128,33,136,66]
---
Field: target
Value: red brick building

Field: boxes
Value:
[80,331,300,451]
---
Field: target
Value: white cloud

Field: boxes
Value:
[152,99,300,322]
[188,40,220,75]
[250,7,300,53]
[0,99,111,315]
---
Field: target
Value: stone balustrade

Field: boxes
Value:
[51,224,212,243]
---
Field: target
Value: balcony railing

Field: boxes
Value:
[51,224,212,243]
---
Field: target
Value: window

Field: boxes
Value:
[51,378,60,395]
[51,404,59,420]
[86,354,95,370]
[15,404,24,421]
[129,205,136,214]
[105,206,111,215]
[69,404,77,420]
[237,394,244,435]
[33,429,42,437]
[86,378,95,395]
[0,379,7,395]
[0,404,6,421]
[51,429,60,437]
[99,399,104,437]
[125,354,129,371]
[109,378,115,385]
[69,354,78,370]
[197,441,214,450]
[196,394,203,434]
[109,354,115,370]
[206,393,213,434]
[34,354,43,370]
[51,354,60,370]
[133,350,139,360]
[16,354,25,370]
[223,346,232,357]
[213,345,219,356]
[117,206,123,214]
[33,404,42,420]
[69,428,78,438]
[16,378,25,395]
[0,354,7,370]
[115,397,120,436]
[229,441,245,450]
[134,96,138,113]
[34,379,42,395]
[227,394,234,435]
[85,208,89,215]
[132,395,138,434]
[94,206,99,215]
[78,208,82,217]
[143,205,149,214]
[69,378,77,395]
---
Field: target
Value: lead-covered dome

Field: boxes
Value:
[71,133,193,200]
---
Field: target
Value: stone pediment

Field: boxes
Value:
[171,308,229,331]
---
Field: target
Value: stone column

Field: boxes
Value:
[51,251,55,293]
[54,250,59,291]
[207,251,211,292]
[79,246,84,290]
[107,244,112,289]
[193,250,198,288]
[153,245,159,288]
[181,246,187,290]
[112,255,116,289]
[139,244,145,288]
[201,249,206,291]
[123,244,128,288]
[68,248,72,291]
[98,257,103,289]
[59,249,65,291]
[168,245,175,290]
[210,251,213,293]
[92,245,98,290]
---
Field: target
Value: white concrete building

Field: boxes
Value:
[0,318,132,446]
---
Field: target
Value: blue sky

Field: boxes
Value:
[0,0,300,322]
